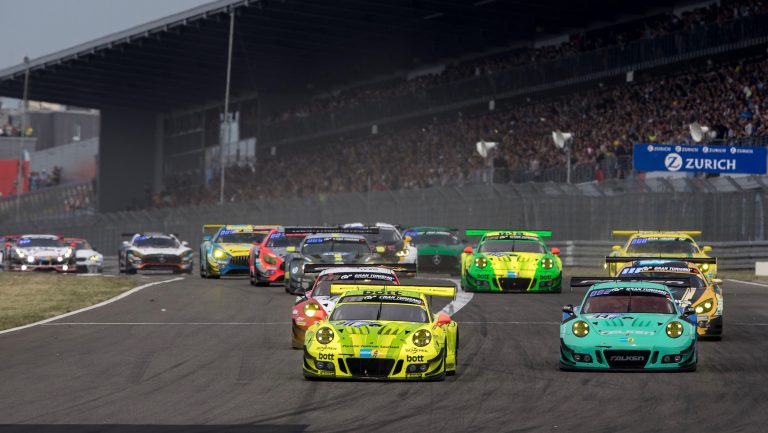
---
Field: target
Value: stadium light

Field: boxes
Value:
[219,10,236,205]
[551,130,574,184]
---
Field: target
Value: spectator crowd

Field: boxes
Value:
[161,53,768,207]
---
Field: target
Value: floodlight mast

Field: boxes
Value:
[15,56,30,222]
[219,9,235,205]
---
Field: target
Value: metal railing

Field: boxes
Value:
[261,14,768,145]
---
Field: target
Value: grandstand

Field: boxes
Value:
[0,0,767,224]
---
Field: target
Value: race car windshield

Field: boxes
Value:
[583,293,676,314]
[626,239,698,254]
[70,241,92,250]
[17,238,62,248]
[267,235,303,248]
[302,239,371,256]
[217,232,265,244]
[362,228,400,244]
[410,233,458,245]
[330,303,428,323]
[479,240,544,253]
[134,237,179,248]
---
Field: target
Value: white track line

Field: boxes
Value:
[0,277,184,336]
[726,279,768,288]
[45,322,289,326]
[436,277,474,316]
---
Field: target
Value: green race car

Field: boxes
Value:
[404,227,465,274]
[303,283,458,381]
[561,278,698,371]
[460,230,562,292]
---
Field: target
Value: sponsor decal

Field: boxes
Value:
[609,355,645,362]
[318,353,335,360]
[432,255,442,266]
[621,266,694,275]
[338,273,396,281]
[619,337,636,343]
[589,287,669,297]
[404,347,428,354]
[507,271,518,278]
[359,349,380,358]
[406,355,425,362]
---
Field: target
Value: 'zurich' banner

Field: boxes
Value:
[633,143,767,175]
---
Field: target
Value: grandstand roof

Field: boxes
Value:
[0,0,674,110]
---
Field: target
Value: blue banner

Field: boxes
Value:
[633,144,767,175]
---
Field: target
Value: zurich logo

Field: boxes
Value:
[664,153,683,171]
[647,144,654,152]
[675,145,682,152]
[702,146,709,153]
[730,147,737,154]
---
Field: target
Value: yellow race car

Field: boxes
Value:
[606,231,716,278]
[612,259,724,339]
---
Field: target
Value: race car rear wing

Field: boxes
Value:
[570,276,696,289]
[304,263,417,275]
[465,229,552,238]
[611,230,702,237]
[605,256,716,264]
[330,283,456,299]
[284,226,379,235]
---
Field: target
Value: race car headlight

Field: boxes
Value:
[263,253,278,265]
[396,249,409,257]
[14,248,26,258]
[412,329,432,347]
[64,248,73,258]
[57,256,64,262]
[572,320,589,337]
[666,321,683,338]
[694,298,714,314]
[128,250,144,258]
[27,255,35,264]
[474,257,487,269]
[700,263,710,272]
[213,248,227,259]
[304,302,321,318]
[541,257,554,269]
[316,327,334,344]
[89,255,100,262]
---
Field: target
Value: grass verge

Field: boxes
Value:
[0,273,137,331]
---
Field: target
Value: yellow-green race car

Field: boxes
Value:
[460,230,562,292]
[606,231,716,278]
[303,283,458,381]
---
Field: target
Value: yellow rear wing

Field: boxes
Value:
[330,283,456,299]
[612,230,702,237]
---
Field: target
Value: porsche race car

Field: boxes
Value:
[612,258,723,339]
[460,230,561,292]
[64,237,104,273]
[404,227,465,274]
[606,231,716,278]
[292,266,400,348]
[119,232,193,274]
[303,283,458,380]
[561,278,698,371]
[200,224,275,278]
[6,234,77,272]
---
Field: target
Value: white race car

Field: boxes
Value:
[119,232,193,274]
[64,237,104,273]
[7,234,77,272]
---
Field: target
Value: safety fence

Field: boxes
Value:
[1,176,766,258]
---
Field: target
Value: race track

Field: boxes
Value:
[1,272,767,433]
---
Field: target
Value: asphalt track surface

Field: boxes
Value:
[1,269,768,433]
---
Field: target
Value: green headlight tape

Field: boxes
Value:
[465,229,552,238]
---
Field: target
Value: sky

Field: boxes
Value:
[0,0,213,70]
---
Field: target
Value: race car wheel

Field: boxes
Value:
[204,262,220,279]
[249,269,257,286]
[126,266,137,275]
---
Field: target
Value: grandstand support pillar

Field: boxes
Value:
[154,115,164,193]
[98,107,160,212]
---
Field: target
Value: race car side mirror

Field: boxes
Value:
[463,246,473,254]
[611,245,622,252]
[551,247,560,255]
[562,304,574,315]
[122,241,130,247]
[436,313,452,326]
[702,246,713,253]
[683,306,696,317]
[202,235,212,242]
[286,246,296,252]
[182,241,189,246]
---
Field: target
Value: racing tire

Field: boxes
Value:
[204,262,220,279]
[126,267,137,275]
[249,270,257,286]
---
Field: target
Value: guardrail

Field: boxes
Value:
[551,240,768,270]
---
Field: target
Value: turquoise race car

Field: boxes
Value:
[460,230,561,292]
[561,278,698,371]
